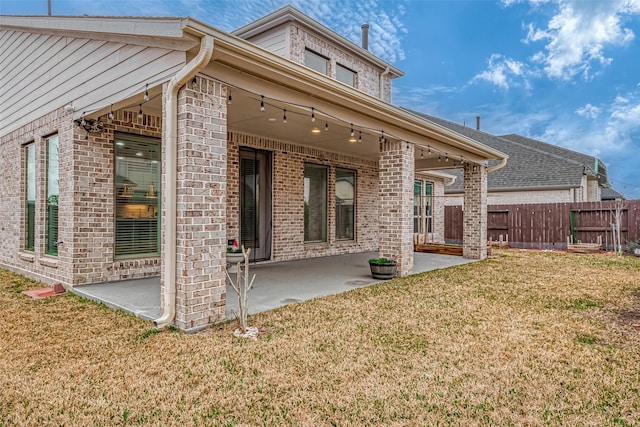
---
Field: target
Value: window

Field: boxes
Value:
[115,135,160,257]
[304,49,328,75]
[414,180,433,233]
[336,64,356,87]
[304,164,327,242]
[24,143,36,251]
[45,135,59,256]
[335,168,355,240]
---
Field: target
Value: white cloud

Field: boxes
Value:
[575,103,602,119]
[522,0,639,80]
[471,54,529,89]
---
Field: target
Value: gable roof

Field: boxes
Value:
[407,112,607,193]
[232,5,403,79]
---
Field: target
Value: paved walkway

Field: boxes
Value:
[72,252,474,322]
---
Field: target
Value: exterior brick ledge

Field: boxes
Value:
[18,252,35,263]
[39,257,59,268]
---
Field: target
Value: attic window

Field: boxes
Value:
[304,49,328,75]
[336,64,356,87]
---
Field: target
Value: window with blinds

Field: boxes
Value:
[45,135,59,256]
[25,143,35,251]
[114,134,160,257]
[304,164,327,243]
[336,64,356,87]
[335,168,355,240]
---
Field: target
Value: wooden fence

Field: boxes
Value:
[445,200,640,250]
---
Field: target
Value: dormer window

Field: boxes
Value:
[304,49,328,75]
[336,63,356,87]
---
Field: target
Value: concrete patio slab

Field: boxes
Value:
[71,251,474,323]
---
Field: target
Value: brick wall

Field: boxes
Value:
[378,140,414,276]
[0,105,163,287]
[227,132,379,261]
[288,24,391,101]
[171,76,228,331]
[462,163,487,259]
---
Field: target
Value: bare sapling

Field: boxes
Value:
[610,198,625,256]
[225,245,258,339]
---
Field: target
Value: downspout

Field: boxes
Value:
[380,66,390,101]
[487,157,507,174]
[154,33,214,329]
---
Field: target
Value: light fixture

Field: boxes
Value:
[138,104,143,119]
[349,132,357,144]
[379,131,385,143]
[120,183,133,198]
[421,149,424,158]
[311,127,321,134]
[75,113,104,139]
[145,182,157,198]
[108,104,114,121]
[260,95,265,111]
[136,152,143,157]
[311,107,316,122]
[350,124,355,137]
[460,156,464,164]
[358,131,362,143]
[143,83,149,102]
[227,94,232,104]
[324,121,329,131]
[191,76,197,89]
[63,102,74,113]
[283,109,287,123]
[438,155,441,162]
[428,146,432,154]
[445,153,449,162]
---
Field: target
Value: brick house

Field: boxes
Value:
[0,6,506,331]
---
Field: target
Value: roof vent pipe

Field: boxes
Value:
[476,115,481,130]
[361,24,369,50]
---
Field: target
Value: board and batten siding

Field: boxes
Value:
[0,29,186,136]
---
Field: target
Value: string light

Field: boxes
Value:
[445,153,449,162]
[311,107,316,122]
[350,124,354,137]
[421,149,424,158]
[324,121,329,131]
[143,84,149,102]
[260,95,265,111]
[428,146,431,154]
[283,109,287,123]
[138,104,143,119]
[358,131,362,143]
[108,104,114,121]
[80,113,86,127]
[227,94,232,104]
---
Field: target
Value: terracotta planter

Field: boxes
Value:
[369,261,397,279]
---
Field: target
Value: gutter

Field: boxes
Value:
[487,157,507,174]
[154,33,214,329]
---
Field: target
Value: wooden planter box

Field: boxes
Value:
[414,243,464,256]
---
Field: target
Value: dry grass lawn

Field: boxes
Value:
[1,250,639,426]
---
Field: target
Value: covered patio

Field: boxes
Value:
[72,252,474,323]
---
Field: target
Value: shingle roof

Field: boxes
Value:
[601,187,626,200]
[406,111,609,194]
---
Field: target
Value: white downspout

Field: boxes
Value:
[380,66,390,101]
[154,34,214,329]
[487,157,507,174]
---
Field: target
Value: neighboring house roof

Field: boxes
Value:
[232,5,404,79]
[407,111,608,193]
[499,134,607,186]
[601,187,626,200]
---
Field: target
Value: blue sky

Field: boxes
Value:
[3,0,640,198]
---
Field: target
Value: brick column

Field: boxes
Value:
[173,76,227,331]
[378,140,414,277]
[463,163,487,259]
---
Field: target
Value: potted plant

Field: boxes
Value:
[226,239,244,272]
[368,257,397,279]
